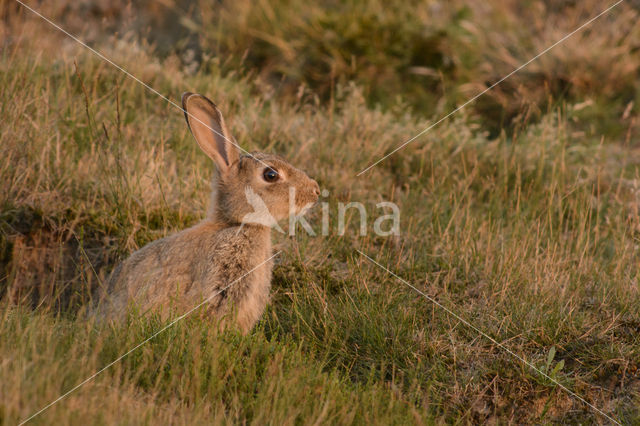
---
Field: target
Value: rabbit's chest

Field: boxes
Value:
[193,226,272,331]
[232,245,273,332]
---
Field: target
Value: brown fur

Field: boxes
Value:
[93,93,319,333]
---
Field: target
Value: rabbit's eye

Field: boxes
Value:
[263,167,279,183]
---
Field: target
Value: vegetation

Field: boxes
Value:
[1,0,639,424]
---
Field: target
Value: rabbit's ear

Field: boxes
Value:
[182,92,240,173]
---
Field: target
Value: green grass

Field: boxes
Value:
[1,1,640,424]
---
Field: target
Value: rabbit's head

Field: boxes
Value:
[182,93,320,227]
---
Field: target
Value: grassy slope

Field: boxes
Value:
[2,1,640,424]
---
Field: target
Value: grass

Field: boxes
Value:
[1,0,640,424]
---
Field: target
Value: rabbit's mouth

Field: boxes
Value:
[296,202,316,216]
[294,184,320,213]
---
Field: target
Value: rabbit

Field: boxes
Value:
[92,92,320,333]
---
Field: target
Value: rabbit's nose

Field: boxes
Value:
[312,180,320,197]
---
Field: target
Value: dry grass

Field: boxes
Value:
[1,1,640,424]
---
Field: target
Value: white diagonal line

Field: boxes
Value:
[356,0,624,176]
[356,250,621,425]
[13,0,273,170]
[18,251,281,425]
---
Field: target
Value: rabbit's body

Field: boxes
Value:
[98,222,272,332]
[93,93,319,333]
